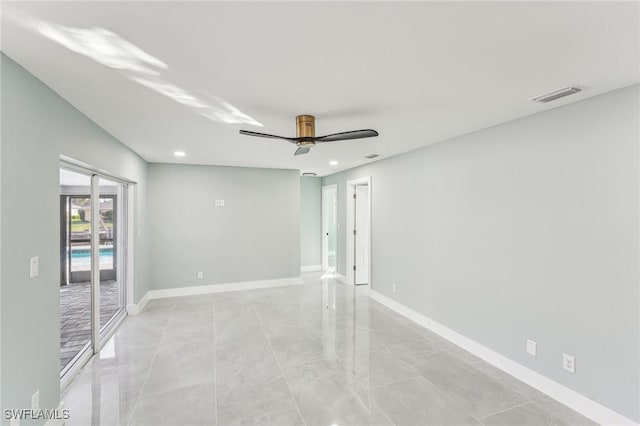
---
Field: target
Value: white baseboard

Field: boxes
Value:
[369,290,637,426]
[335,273,348,285]
[139,276,303,302]
[301,265,322,272]
[127,291,149,315]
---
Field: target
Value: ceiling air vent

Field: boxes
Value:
[364,154,379,159]
[302,172,317,176]
[528,86,582,103]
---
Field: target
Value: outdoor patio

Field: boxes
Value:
[60,280,120,369]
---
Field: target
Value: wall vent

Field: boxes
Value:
[528,86,582,103]
[302,172,317,176]
[364,154,379,159]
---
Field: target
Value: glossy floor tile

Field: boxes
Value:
[62,273,597,426]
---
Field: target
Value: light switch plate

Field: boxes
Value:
[526,339,537,356]
[29,256,39,278]
[197,271,204,279]
[215,199,225,207]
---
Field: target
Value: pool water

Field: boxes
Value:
[70,248,114,271]
[71,248,113,259]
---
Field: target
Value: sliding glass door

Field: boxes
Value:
[59,167,128,379]
[98,177,125,332]
[59,170,93,375]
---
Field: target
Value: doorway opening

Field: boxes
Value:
[346,177,371,287]
[59,166,129,383]
[322,184,337,274]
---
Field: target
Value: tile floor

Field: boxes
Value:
[62,273,597,426]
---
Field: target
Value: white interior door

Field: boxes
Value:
[321,185,337,273]
[354,185,369,285]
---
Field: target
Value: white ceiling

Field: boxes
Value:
[3,1,638,176]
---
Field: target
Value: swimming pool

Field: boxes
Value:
[70,248,114,271]
[71,248,113,259]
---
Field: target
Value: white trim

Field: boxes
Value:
[60,155,136,185]
[301,265,322,272]
[127,291,149,315]
[44,402,66,426]
[126,184,135,315]
[133,276,303,306]
[345,176,372,288]
[90,174,101,354]
[321,184,338,272]
[369,290,638,426]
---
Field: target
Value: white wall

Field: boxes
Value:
[1,55,149,420]
[323,85,640,422]
[147,163,300,290]
[300,176,322,268]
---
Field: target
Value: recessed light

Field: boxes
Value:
[329,160,338,166]
[174,151,186,157]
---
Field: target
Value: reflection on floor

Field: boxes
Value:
[60,280,120,369]
[62,273,596,426]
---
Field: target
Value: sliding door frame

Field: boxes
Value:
[59,158,135,390]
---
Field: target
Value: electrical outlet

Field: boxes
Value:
[563,353,575,374]
[392,283,398,293]
[31,389,39,411]
[215,199,225,207]
[29,256,39,278]
[526,339,537,356]
[197,271,204,279]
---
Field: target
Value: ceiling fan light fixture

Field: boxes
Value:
[297,140,316,147]
[239,115,379,156]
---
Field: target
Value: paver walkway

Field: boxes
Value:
[60,280,120,370]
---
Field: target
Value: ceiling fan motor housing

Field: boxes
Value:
[296,115,316,147]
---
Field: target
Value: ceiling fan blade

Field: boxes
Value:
[239,130,296,143]
[294,146,311,156]
[315,129,379,143]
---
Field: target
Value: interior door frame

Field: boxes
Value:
[321,184,337,273]
[345,176,372,287]
[59,157,135,389]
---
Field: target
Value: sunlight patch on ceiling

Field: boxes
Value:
[37,23,167,75]
[131,77,262,126]
[5,6,262,127]
[130,77,215,108]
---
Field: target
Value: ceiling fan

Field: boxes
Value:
[239,115,379,156]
